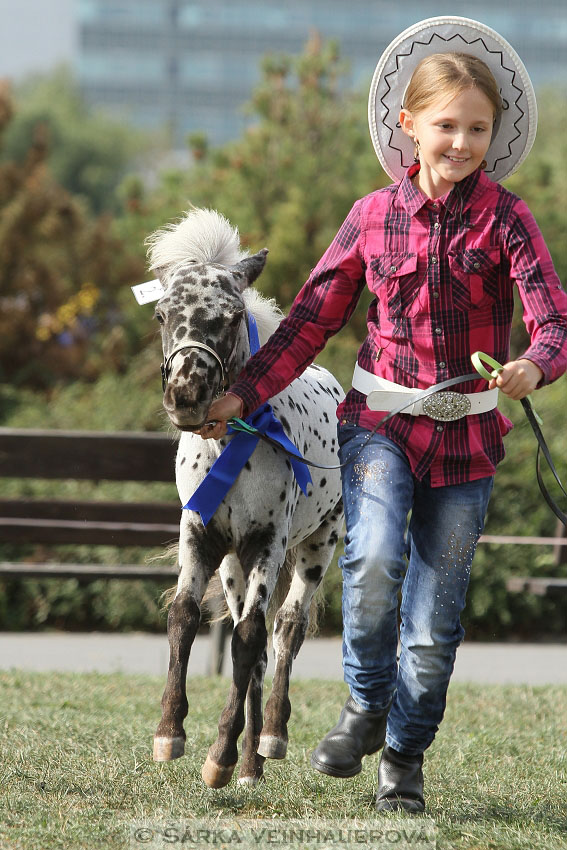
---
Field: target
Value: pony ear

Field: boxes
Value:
[152,265,171,289]
[232,249,268,291]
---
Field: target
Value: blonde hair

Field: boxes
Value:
[404,52,502,121]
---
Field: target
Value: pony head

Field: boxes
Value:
[147,208,268,430]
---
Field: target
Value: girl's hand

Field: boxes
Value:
[488,358,543,400]
[199,393,244,440]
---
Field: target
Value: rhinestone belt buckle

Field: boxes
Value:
[422,391,472,421]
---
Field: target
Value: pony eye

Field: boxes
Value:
[155,311,165,324]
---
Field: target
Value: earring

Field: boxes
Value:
[413,138,420,163]
[480,159,487,170]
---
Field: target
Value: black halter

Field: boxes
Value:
[161,340,228,393]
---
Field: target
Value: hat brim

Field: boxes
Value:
[368,16,538,183]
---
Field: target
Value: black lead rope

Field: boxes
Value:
[521,398,567,525]
[230,366,566,526]
[232,370,480,472]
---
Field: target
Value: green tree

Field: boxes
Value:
[505,88,567,285]
[0,68,149,215]
[119,36,385,319]
[0,81,146,388]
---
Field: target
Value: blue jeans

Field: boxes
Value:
[338,423,493,755]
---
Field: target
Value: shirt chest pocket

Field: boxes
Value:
[369,252,420,318]
[448,248,501,311]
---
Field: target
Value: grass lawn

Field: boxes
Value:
[1,671,566,850]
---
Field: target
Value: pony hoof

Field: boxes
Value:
[237,775,263,787]
[257,734,287,760]
[153,736,185,762]
[201,753,236,788]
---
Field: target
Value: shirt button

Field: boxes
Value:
[436,425,444,432]
[430,256,438,264]
[390,264,397,272]
[473,262,481,269]
[435,327,442,335]
[432,290,440,299]
[439,361,447,368]
[433,222,440,230]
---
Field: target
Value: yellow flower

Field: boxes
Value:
[56,304,77,324]
[36,326,52,341]
[78,293,96,313]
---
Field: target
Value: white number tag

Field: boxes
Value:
[131,279,164,305]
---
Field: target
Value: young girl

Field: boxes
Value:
[199,18,567,812]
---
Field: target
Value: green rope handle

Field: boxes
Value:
[470,351,503,381]
[471,351,543,425]
[228,416,258,435]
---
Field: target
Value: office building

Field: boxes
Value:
[77,0,567,147]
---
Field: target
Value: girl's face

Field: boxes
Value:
[399,87,494,200]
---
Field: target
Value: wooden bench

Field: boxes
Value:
[0,427,180,580]
[0,426,230,673]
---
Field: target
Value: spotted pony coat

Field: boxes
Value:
[148,208,344,787]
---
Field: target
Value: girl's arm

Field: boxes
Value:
[201,200,367,438]
[503,198,567,389]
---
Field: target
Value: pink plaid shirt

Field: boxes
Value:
[230,166,567,486]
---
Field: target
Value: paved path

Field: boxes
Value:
[1,632,567,685]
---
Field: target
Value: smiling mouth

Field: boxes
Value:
[444,155,469,163]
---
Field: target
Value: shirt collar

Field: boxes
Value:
[396,165,489,218]
[397,164,429,216]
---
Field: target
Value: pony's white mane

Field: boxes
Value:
[242,288,283,345]
[146,207,248,273]
[146,207,282,344]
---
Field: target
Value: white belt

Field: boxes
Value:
[352,363,498,421]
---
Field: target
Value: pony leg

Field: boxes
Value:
[202,547,283,788]
[154,517,227,762]
[201,607,268,787]
[217,555,268,786]
[237,649,268,786]
[153,589,201,761]
[259,502,343,760]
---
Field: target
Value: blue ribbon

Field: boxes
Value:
[183,314,312,526]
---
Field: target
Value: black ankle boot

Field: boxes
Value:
[375,745,425,813]
[310,696,389,778]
